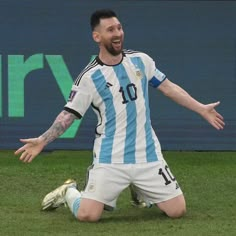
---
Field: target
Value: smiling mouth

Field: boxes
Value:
[112,40,122,47]
[112,40,121,44]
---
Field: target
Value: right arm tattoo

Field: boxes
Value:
[40,110,77,145]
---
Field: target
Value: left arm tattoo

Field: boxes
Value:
[40,110,77,145]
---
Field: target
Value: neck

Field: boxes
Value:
[98,50,123,65]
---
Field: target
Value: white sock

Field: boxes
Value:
[65,187,81,218]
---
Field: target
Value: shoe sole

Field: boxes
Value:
[41,180,77,211]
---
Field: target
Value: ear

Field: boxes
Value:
[92,31,100,43]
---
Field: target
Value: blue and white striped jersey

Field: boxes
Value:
[65,50,166,164]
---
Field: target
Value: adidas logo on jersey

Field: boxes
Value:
[106,82,113,88]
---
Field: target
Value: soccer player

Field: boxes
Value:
[15,9,225,222]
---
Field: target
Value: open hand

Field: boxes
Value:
[14,137,46,163]
[200,101,225,130]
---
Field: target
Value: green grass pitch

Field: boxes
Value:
[0,150,235,236]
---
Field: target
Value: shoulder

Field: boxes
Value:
[74,57,101,86]
[123,49,153,62]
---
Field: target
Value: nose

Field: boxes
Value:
[115,29,123,37]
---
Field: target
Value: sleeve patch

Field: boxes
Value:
[68,90,77,102]
[149,76,166,88]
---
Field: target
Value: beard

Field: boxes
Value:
[104,41,123,56]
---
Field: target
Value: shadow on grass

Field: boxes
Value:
[40,205,171,223]
[100,208,171,223]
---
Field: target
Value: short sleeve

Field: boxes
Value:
[64,75,93,118]
[142,53,167,88]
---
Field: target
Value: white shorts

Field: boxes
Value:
[82,160,183,208]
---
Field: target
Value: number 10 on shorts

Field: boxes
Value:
[159,165,176,186]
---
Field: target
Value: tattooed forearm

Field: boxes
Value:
[40,110,77,145]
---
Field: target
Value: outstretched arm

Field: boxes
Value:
[14,110,77,163]
[158,79,225,130]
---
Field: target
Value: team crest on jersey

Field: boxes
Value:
[68,90,77,102]
[135,68,143,79]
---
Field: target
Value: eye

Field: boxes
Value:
[107,27,114,32]
[118,25,122,31]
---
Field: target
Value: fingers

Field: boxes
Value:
[19,151,35,163]
[216,116,225,126]
[15,139,30,155]
[14,145,27,155]
[15,147,36,163]
[216,112,224,120]
[212,117,225,130]
[206,102,225,130]
[212,101,220,108]
[214,112,225,130]
[213,121,223,130]
[14,138,36,155]
[19,138,34,144]
[19,152,30,162]
[14,138,38,163]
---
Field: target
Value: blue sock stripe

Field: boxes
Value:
[72,197,81,218]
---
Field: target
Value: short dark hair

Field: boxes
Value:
[90,9,117,31]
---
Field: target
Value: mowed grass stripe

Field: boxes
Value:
[0,150,235,236]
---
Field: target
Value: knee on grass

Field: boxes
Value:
[77,210,101,222]
[165,206,186,219]
[158,194,186,219]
